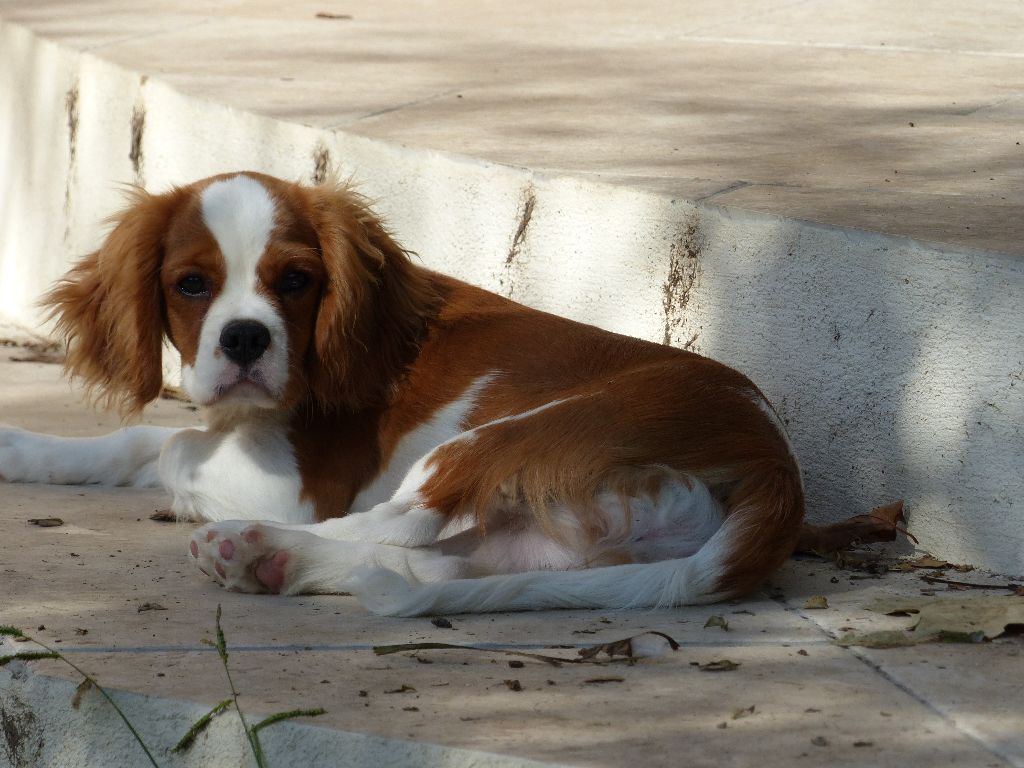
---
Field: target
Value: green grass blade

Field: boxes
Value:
[172,698,233,753]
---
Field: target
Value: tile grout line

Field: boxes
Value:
[83,18,212,53]
[771,594,1018,768]
[4,638,835,655]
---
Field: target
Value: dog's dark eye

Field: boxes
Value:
[278,270,309,295]
[177,275,209,298]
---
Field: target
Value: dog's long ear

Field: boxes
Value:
[43,188,182,416]
[304,181,440,410]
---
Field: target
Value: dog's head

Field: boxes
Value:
[45,172,437,416]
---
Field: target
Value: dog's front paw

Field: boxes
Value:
[189,521,293,593]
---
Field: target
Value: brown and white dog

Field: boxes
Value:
[0,172,803,615]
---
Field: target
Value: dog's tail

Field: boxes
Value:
[347,459,803,616]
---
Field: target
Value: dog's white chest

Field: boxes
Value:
[159,418,315,524]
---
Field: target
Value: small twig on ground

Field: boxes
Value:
[919,575,1022,591]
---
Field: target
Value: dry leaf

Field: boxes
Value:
[28,518,64,528]
[732,705,755,720]
[503,679,522,692]
[803,596,829,610]
[578,631,680,660]
[137,603,167,612]
[907,555,949,568]
[795,500,915,555]
[71,678,93,709]
[704,615,729,631]
[834,630,919,649]
[384,684,416,694]
[699,659,740,672]
[868,596,1024,640]
[584,676,624,685]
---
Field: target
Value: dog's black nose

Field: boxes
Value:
[219,320,271,366]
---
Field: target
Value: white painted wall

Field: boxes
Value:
[1,20,1021,574]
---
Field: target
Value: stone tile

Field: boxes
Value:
[2,351,1016,766]
[772,555,1024,767]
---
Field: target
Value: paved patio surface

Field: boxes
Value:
[0,0,1022,256]
[1,350,1022,766]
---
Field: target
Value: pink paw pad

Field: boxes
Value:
[243,528,262,544]
[190,540,199,558]
[218,539,235,560]
[255,551,290,594]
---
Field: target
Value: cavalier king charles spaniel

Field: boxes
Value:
[0,172,803,615]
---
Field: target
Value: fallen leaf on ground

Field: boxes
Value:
[732,705,755,720]
[867,595,1024,640]
[577,631,680,660]
[795,500,915,555]
[503,679,522,692]
[704,615,729,631]
[149,510,176,523]
[71,679,93,709]
[28,518,64,527]
[137,602,167,612]
[803,596,829,610]
[834,550,889,575]
[584,676,624,684]
[699,659,740,672]
[384,685,416,694]
[834,630,919,649]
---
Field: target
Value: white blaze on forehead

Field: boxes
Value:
[183,174,290,408]
[201,175,276,283]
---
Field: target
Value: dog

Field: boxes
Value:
[0,171,803,615]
